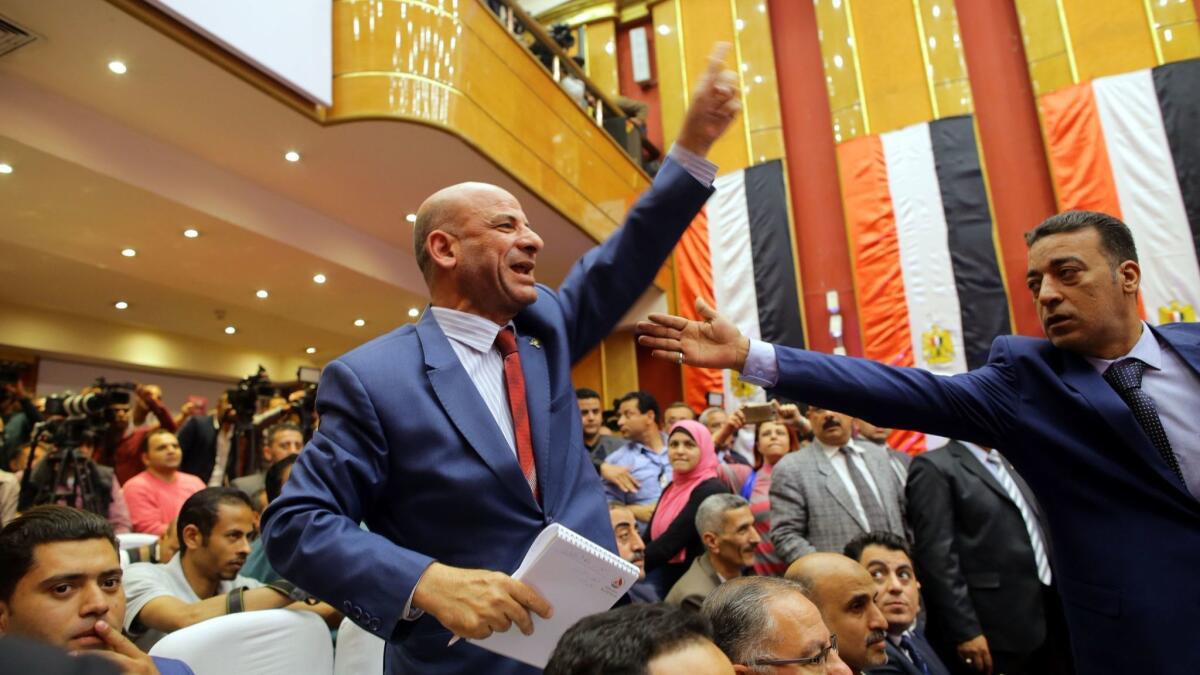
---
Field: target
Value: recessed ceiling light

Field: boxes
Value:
[224,326,237,335]
[108,60,128,75]
[183,228,200,238]
[405,213,417,223]
[0,163,12,174]
[121,248,137,257]
[255,289,269,299]
[284,150,301,163]
[114,301,129,310]
[305,347,317,354]
[353,318,366,327]
[312,273,327,284]
[407,307,420,318]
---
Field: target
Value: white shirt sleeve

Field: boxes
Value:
[122,563,173,633]
[739,339,780,388]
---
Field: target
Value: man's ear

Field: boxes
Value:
[701,531,719,554]
[141,452,150,468]
[182,523,203,552]
[426,230,459,272]
[732,664,753,674]
[1118,259,1140,295]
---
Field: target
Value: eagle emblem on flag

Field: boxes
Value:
[1157,300,1196,324]
[921,324,956,365]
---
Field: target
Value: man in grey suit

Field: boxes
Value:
[231,423,303,497]
[665,494,759,611]
[770,406,906,564]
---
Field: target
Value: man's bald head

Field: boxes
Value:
[786,553,889,672]
[412,181,519,281]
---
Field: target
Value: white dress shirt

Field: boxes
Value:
[814,439,884,530]
[207,418,234,487]
[1085,322,1200,498]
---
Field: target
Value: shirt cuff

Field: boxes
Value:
[400,585,424,621]
[668,144,718,188]
[739,340,779,388]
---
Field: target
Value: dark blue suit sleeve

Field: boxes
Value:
[771,338,1020,449]
[262,360,433,640]
[555,157,714,364]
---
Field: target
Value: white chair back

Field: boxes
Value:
[334,617,386,675]
[149,609,333,675]
[117,532,159,550]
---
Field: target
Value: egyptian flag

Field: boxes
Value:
[1040,59,1200,324]
[675,160,806,413]
[837,115,1012,452]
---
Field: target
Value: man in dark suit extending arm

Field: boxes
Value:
[262,44,740,675]
[638,210,1200,675]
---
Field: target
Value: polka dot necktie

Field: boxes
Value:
[1102,358,1185,484]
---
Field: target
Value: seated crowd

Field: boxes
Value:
[0,378,1072,674]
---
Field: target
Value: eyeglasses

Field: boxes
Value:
[746,634,839,667]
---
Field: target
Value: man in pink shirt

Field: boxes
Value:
[123,429,205,535]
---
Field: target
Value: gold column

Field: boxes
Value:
[583,19,620,99]
[1015,0,1200,95]
[602,331,640,402]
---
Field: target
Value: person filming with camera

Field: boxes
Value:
[97,384,178,485]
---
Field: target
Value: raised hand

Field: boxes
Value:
[676,43,741,157]
[413,562,552,640]
[84,620,160,674]
[636,298,749,371]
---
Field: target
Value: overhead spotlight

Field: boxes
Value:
[407,307,420,318]
[108,60,128,75]
[353,318,366,327]
[224,326,237,335]
[255,289,269,299]
[0,163,12,174]
[183,228,200,238]
[305,347,317,355]
[405,213,417,223]
[121,248,137,257]
[114,301,129,310]
[284,150,301,162]
[312,273,327,284]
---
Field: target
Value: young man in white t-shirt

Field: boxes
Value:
[123,487,322,650]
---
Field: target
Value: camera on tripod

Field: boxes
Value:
[39,378,136,448]
[226,366,281,423]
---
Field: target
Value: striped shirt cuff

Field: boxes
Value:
[740,339,779,388]
[668,144,718,188]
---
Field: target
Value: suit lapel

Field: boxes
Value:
[1157,324,1200,378]
[949,442,1011,503]
[860,446,900,529]
[517,332,553,511]
[814,450,866,529]
[1059,350,1192,500]
[417,313,537,509]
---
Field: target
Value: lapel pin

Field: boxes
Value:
[529,338,542,349]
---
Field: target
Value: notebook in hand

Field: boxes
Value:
[469,523,640,668]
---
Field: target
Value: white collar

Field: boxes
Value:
[816,439,862,459]
[1085,322,1162,374]
[430,306,513,353]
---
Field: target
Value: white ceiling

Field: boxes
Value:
[0,0,602,372]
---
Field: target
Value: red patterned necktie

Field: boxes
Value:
[495,327,539,501]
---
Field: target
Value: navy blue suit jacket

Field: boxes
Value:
[867,632,951,675]
[261,158,712,674]
[766,323,1200,675]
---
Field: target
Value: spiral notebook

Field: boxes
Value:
[469,523,641,668]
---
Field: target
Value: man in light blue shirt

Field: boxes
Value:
[603,391,671,520]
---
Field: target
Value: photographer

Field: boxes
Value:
[101,385,179,485]
[2,381,42,468]
[177,393,236,486]
[22,431,133,534]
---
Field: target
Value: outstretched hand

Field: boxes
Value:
[676,43,741,157]
[636,298,749,371]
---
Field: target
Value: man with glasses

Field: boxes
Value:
[702,576,852,674]
[786,553,890,674]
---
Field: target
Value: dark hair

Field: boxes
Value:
[1024,210,1138,268]
[545,603,714,675]
[843,530,912,563]
[616,391,660,426]
[139,427,176,455]
[0,506,118,602]
[575,388,601,401]
[265,422,303,447]
[665,401,696,416]
[265,454,299,503]
[177,487,254,556]
[752,419,798,470]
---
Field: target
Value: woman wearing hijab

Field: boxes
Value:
[643,420,731,592]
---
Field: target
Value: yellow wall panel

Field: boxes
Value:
[572,342,603,396]
[735,0,784,162]
[602,331,639,402]
[850,0,931,134]
[652,0,688,150]
[678,0,751,171]
[1014,0,1077,95]
[584,19,620,99]
[814,0,868,140]
[1061,0,1156,81]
